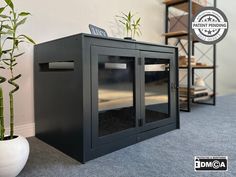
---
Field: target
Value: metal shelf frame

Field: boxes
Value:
[164,0,217,112]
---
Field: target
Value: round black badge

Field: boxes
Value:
[192,7,228,45]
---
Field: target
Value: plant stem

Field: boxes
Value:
[0,87,5,140]
[8,72,21,139]
[8,11,17,139]
[9,68,15,139]
[9,92,13,138]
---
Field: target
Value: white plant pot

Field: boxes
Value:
[0,136,29,177]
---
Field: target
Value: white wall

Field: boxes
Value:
[217,1,236,95]
[1,0,235,136]
[1,0,165,134]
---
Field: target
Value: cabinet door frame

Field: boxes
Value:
[91,45,140,148]
[139,51,176,132]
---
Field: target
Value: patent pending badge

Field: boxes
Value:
[192,7,228,45]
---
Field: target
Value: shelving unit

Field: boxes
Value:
[163,0,217,112]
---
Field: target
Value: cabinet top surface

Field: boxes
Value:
[36,33,177,49]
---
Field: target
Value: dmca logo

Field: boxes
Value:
[194,156,228,171]
[192,7,228,44]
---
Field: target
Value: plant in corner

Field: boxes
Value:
[116,11,142,40]
[0,5,7,141]
[0,0,35,176]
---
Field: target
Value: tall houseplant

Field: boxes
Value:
[0,0,35,176]
[116,11,141,40]
[2,0,35,139]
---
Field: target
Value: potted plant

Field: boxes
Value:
[0,0,35,176]
[116,11,142,40]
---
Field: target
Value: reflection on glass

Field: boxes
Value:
[98,55,135,137]
[145,58,170,123]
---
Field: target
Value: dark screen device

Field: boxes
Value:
[89,24,108,37]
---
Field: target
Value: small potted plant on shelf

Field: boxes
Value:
[0,0,35,176]
[116,11,142,40]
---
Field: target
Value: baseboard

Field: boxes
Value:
[5,123,35,138]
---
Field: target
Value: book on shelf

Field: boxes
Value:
[179,89,208,94]
[180,92,208,96]
[179,85,209,99]
[179,97,188,102]
[179,92,208,98]
[179,85,207,92]
[180,94,209,102]
[179,89,208,96]
[194,95,210,102]
[179,55,196,66]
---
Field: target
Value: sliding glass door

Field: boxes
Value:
[98,55,135,137]
[140,51,176,131]
[91,46,140,148]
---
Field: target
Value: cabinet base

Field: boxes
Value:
[37,123,177,163]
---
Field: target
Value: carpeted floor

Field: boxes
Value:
[19,95,236,177]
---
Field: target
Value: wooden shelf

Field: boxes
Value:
[179,66,214,69]
[180,94,208,99]
[163,31,199,42]
[180,94,212,102]
[163,31,188,37]
[163,0,204,14]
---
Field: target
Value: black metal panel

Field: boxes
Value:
[136,43,176,54]
[137,123,177,142]
[34,35,84,162]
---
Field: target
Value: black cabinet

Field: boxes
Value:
[34,33,179,163]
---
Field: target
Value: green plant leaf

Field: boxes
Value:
[2,24,12,30]
[6,30,14,35]
[138,28,142,35]
[18,34,36,44]
[122,12,129,18]
[2,49,12,54]
[119,16,128,22]
[19,12,31,16]
[2,58,11,61]
[2,60,10,66]
[126,23,130,31]
[14,52,25,58]
[16,17,27,27]
[5,36,15,40]
[0,30,13,35]
[4,0,14,9]
[136,18,141,25]
[128,11,131,21]
[0,14,8,18]
[118,20,126,25]
[0,7,5,14]
[15,39,19,47]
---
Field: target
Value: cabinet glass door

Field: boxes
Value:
[141,51,175,130]
[98,55,135,137]
[91,46,139,147]
[144,58,170,123]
